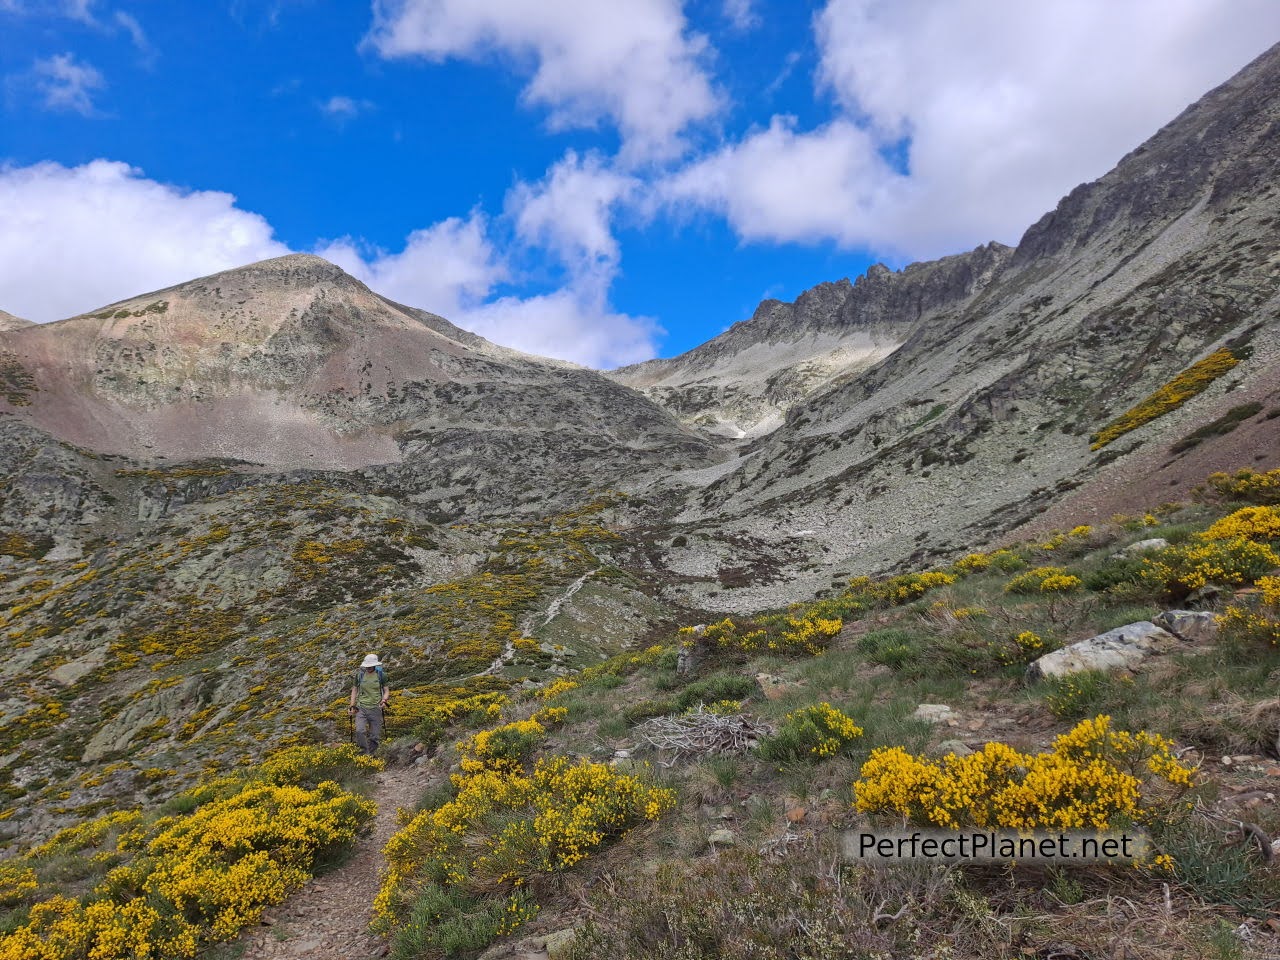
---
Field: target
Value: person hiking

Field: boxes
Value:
[349,654,389,755]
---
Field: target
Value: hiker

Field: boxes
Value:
[349,654,389,755]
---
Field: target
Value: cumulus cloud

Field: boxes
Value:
[0,160,287,321]
[32,52,104,114]
[0,159,653,367]
[366,0,719,160]
[464,289,660,369]
[507,150,639,283]
[664,0,1280,259]
[317,214,505,319]
[662,116,903,246]
[320,210,659,368]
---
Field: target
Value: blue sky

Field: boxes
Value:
[1,1,1278,367]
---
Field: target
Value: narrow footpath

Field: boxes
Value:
[239,764,432,960]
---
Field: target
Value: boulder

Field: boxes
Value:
[913,704,956,724]
[933,739,974,758]
[755,673,803,702]
[1124,538,1170,554]
[1153,610,1220,643]
[1025,622,1179,682]
[543,928,578,960]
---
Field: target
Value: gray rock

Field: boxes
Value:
[50,648,107,687]
[1153,609,1220,643]
[542,928,578,960]
[1026,622,1179,682]
[1124,538,1170,554]
[708,828,737,846]
[933,739,974,758]
[913,704,956,724]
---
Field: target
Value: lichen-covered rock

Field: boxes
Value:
[1153,609,1221,643]
[1026,622,1180,682]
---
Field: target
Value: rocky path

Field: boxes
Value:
[238,763,435,960]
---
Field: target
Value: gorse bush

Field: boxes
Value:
[1200,505,1280,542]
[1203,467,1280,505]
[759,702,863,761]
[375,757,674,922]
[1090,347,1241,450]
[1217,575,1280,646]
[1141,538,1279,597]
[855,716,1193,831]
[0,745,377,960]
[455,706,566,774]
[683,615,842,658]
[1005,566,1083,594]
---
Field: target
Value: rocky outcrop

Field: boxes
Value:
[1153,610,1221,643]
[1025,622,1181,682]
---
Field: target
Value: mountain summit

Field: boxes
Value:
[0,255,717,498]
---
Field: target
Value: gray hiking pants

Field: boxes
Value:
[354,706,383,755]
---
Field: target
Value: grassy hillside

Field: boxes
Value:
[4,467,1280,958]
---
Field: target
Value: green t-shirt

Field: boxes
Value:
[355,669,383,708]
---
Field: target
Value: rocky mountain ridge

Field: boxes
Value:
[609,241,1012,440]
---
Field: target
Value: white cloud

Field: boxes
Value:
[464,289,660,369]
[317,214,504,319]
[0,160,288,321]
[366,0,719,160]
[320,210,660,368]
[319,94,374,122]
[812,0,1280,255]
[507,150,638,282]
[113,10,152,57]
[0,159,657,368]
[662,116,903,246]
[664,0,1280,259]
[32,52,104,114]
[721,0,759,30]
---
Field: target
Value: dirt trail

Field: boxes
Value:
[238,763,435,960]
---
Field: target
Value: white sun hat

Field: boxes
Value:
[360,654,382,668]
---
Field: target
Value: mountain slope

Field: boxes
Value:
[609,241,1011,439]
[0,310,32,332]
[635,40,1280,610]
[0,254,719,512]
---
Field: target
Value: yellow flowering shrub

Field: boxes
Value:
[0,745,376,960]
[1005,566,1083,594]
[1204,467,1280,505]
[951,552,992,574]
[684,615,841,658]
[1091,348,1241,449]
[1217,575,1280,646]
[376,757,675,924]
[854,716,1192,831]
[0,863,37,908]
[760,702,863,761]
[1141,537,1279,596]
[539,678,579,700]
[456,707,567,774]
[1200,505,1280,542]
